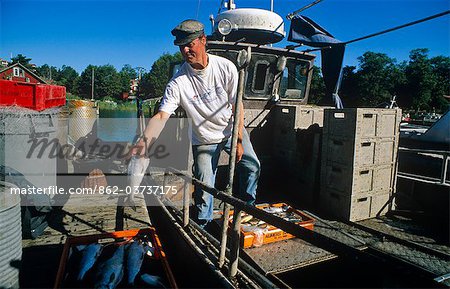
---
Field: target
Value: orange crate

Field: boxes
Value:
[228,203,315,248]
[54,228,177,289]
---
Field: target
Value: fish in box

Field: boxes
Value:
[227,203,315,248]
[54,228,177,289]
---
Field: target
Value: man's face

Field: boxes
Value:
[179,35,206,65]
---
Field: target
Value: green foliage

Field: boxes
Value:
[355,52,400,106]
[13,48,447,112]
[119,64,138,94]
[11,54,33,69]
[141,52,183,98]
[35,64,79,93]
[429,56,450,111]
[36,64,58,80]
[78,65,123,99]
[58,65,79,93]
[404,49,434,110]
[339,65,358,107]
[308,66,325,104]
[336,49,449,112]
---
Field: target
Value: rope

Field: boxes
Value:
[297,10,450,53]
[344,10,450,45]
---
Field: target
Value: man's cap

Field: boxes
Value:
[171,19,205,46]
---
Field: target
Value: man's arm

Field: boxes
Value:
[133,111,171,156]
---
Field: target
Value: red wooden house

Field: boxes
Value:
[0,63,66,111]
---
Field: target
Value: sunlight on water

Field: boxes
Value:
[97,109,139,142]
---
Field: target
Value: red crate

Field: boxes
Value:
[54,228,178,289]
[0,80,66,111]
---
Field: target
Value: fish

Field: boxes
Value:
[145,241,156,257]
[125,241,145,286]
[126,155,150,211]
[241,215,254,223]
[140,273,166,288]
[263,206,283,214]
[94,244,125,289]
[77,243,103,282]
[258,223,268,229]
[64,245,85,283]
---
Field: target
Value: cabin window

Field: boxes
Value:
[13,67,25,77]
[252,61,269,92]
[279,59,308,99]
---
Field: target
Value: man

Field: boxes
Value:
[135,19,260,226]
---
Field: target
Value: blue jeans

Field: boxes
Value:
[192,129,260,226]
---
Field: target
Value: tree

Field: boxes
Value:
[11,54,33,69]
[429,55,450,112]
[78,65,122,99]
[308,66,325,104]
[141,52,183,98]
[354,52,399,107]
[58,65,79,93]
[404,49,435,111]
[36,64,59,82]
[340,65,359,107]
[119,64,138,95]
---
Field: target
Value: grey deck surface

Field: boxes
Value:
[22,194,151,249]
[242,217,368,274]
[241,214,450,280]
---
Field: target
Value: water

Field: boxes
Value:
[97,109,140,142]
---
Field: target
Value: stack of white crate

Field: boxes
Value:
[272,104,326,173]
[320,108,402,221]
[272,104,330,207]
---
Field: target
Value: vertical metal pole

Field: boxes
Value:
[441,154,449,185]
[183,179,190,227]
[91,67,95,101]
[229,208,242,278]
[218,66,246,269]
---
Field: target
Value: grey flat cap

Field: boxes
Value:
[171,19,204,46]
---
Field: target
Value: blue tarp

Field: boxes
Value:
[288,15,345,108]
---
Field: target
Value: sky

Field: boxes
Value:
[1,0,449,73]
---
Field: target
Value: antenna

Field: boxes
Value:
[287,0,324,20]
[196,0,201,19]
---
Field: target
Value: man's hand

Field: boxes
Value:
[236,141,244,163]
[127,138,147,159]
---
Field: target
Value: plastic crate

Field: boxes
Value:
[323,108,401,139]
[54,228,178,289]
[321,162,395,195]
[322,136,397,168]
[227,203,315,249]
[274,105,327,130]
[0,80,66,111]
[320,190,390,221]
[273,104,328,150]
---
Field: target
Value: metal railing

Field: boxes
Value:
[397,147,450,187]
[162,167,376,283]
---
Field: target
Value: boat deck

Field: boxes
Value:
[240,211,450,286]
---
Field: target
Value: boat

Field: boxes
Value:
[141,2,450,288]
[5,1,449,288]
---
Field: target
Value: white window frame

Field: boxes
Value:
[13,67,25,77]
